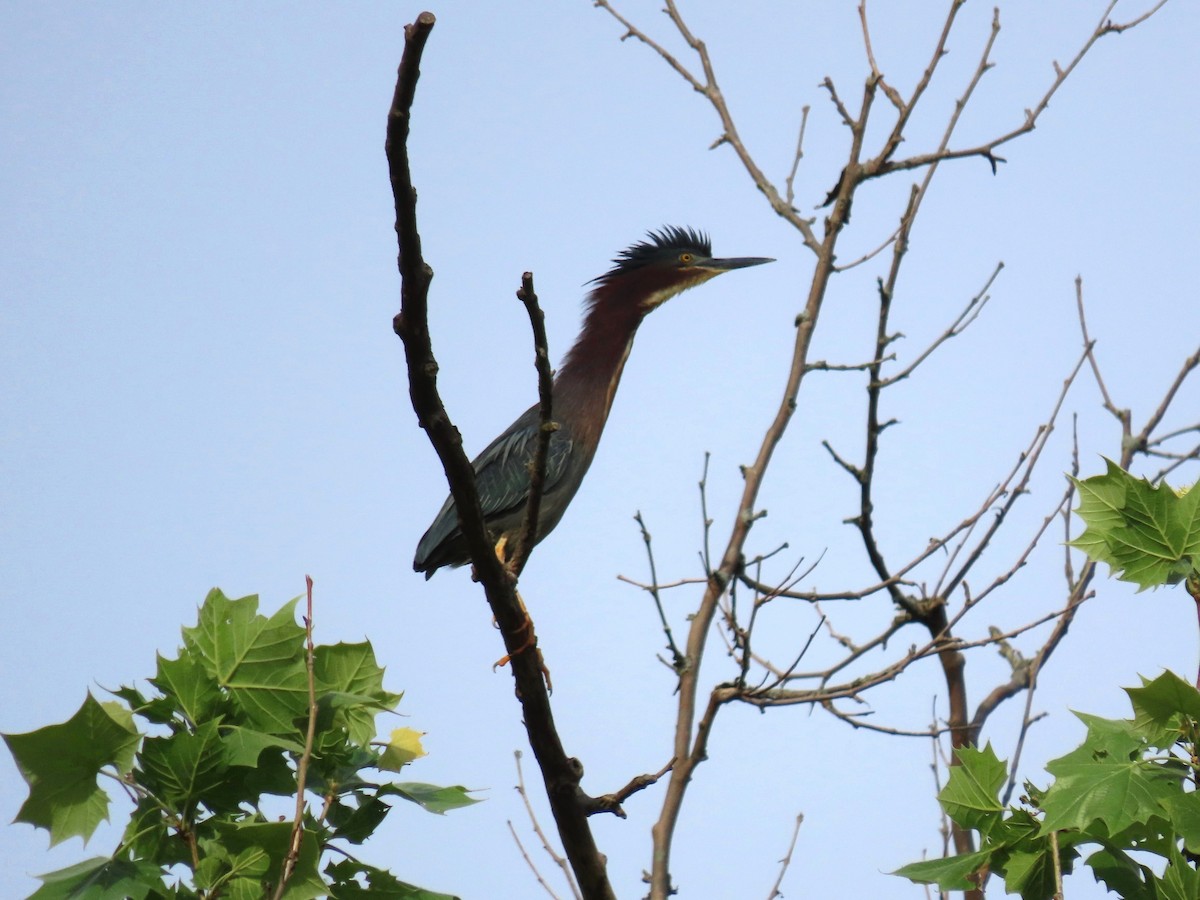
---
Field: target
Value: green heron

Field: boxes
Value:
[414,226,773,578]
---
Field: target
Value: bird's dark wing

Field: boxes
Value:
[472,410,573,522]
[413,406,573,573]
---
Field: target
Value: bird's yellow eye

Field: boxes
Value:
[679,252,694,264]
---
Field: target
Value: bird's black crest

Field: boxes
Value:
[592,226,712,283]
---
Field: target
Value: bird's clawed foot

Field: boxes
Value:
[492,613,552,692]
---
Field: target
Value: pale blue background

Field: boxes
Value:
[3,2,1198,897]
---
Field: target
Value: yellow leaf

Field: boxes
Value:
[379,727,427,772]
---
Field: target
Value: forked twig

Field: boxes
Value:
[513,750,582,900]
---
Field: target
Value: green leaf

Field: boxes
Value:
[196,844,271,891]
[1085,844,1156,900]
[120,796,188,868]
[1070,459,1200,590]
[138,718,228,814]
[210,820,326,900]
[151,650,225,726]
[314,642,402,748]
[326,858,462,899]
[28,856,165,900]
[1126,670,1200,738]
[1159,841,1200,900]
[1040,713,1180,835]
[379,782,482,815]
[182,589,310,736]
[220,725,305,767]
[997,842,1076,900]
[891,849,991,891]
[109,684,176,727]
[938,744,1006,834]
[327,795,391,844]
[4,693,141,845]
[1161,790,1200,853]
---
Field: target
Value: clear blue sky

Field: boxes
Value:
[3,3,1198,897]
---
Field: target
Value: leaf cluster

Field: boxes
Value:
[4,588,477,899]
[895,671,1200,899]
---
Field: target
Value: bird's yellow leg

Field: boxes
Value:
[490,536,550,691]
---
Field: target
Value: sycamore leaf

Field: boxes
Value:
[1085,844,1157,900]
[1159,841,1200,900]
[120,796,186,868]
[314,642,402,748]
[220,724,304,767]
[379,728,427,772]
[151,650,224,725]
[997,841,1077,900]
[1125,671,1200,744]
[1161,791,1200,854]
[892,848,991,891]
[4,693,141,845]
[327,795,391,845]
[211,821,325,900]
[938,743,1006,835]
[182,589,310,736]
[1070,459,1200,590]
[109,684,176,726]
[379,782,482,815]
[1040,713,1181,836]
[325,858,463,899]
[138,719,228,813]
[28,856,165,900]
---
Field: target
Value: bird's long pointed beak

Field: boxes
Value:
[704,255,775,271]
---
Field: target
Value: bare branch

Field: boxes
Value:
[593,0,822,251]
[874,2,1171,181]
[509,273,555,577]
[582,758,675,819]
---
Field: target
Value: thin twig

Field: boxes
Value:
[634,511,685,672]
[274,575,318,900]
[1076,276,1129,432]
[765,814,805,899]
[514,750,582,900]
[879,261,1004,387]
[784,106,811,208]
[699,452,714,576]
[831,225,900,272]
[508,821,567,900]
[1131,343,1200,456]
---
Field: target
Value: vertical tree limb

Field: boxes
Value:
[386,14,614,899]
